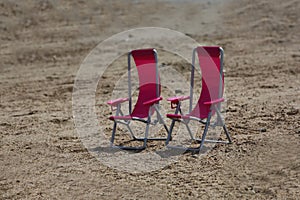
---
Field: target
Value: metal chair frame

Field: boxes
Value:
[108,49,169,150]
[166,47,232,153]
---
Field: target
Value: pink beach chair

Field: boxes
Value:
[107,48,168,150]
[166,46,232,153]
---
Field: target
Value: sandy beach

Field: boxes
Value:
[1,0,299,199]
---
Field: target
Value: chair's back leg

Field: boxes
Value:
[183,121,195,140]
[213,104,232,143]
[124,123,136,140]
[127,52,132,114]
[189,48,196,113]
[153,104,169,133]
[223,125,232,143]
[212,104,224,126]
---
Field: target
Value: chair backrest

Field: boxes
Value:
[128,49,160,118]
[189,46,224,119]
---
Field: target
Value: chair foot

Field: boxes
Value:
[134,137,167,141]
[111,145,146,151]
[194,138,231,144]
[166,144,203,154]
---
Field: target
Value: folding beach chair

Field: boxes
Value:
[107,48,169,150]
[166,46,232,153]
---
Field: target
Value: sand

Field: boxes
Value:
[0,0,299,199]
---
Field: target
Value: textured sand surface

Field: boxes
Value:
[1,0,299,199]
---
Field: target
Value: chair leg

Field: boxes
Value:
[133,105,168,141]
[184,122,194,140]
[143,121,150,148]
[110,121,117,147]
[125,123,137,140]
[223,124,232,144]
[166,119,176,145]
[199,112,212,151]
[214,104,232,144]
[155,105,170,134]
[167,110,231,153]
[110,121,147,150]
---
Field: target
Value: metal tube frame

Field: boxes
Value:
[166,47,232,153]
[110,49,169,150]
[214,47,224,126]
[189,48,196,113]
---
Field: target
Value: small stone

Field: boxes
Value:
[175,89,182,94]
[259,128,267,132]
[286,109,298,116]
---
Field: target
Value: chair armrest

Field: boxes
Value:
[204,98,224,105]
[167,96,190,109]
[107,98,129,107]
[143,97,163,106]
[167,96,190,103]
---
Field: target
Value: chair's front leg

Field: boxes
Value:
[110,121,117,147]
[143,107,153,148]
[166,119,175,145]
[114,103,127,118]
[114,104,121,116]
[199,111,212,151]
[166,103,181,145]
[109,104,122,147]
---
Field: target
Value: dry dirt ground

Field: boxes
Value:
[1,0,299,199]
